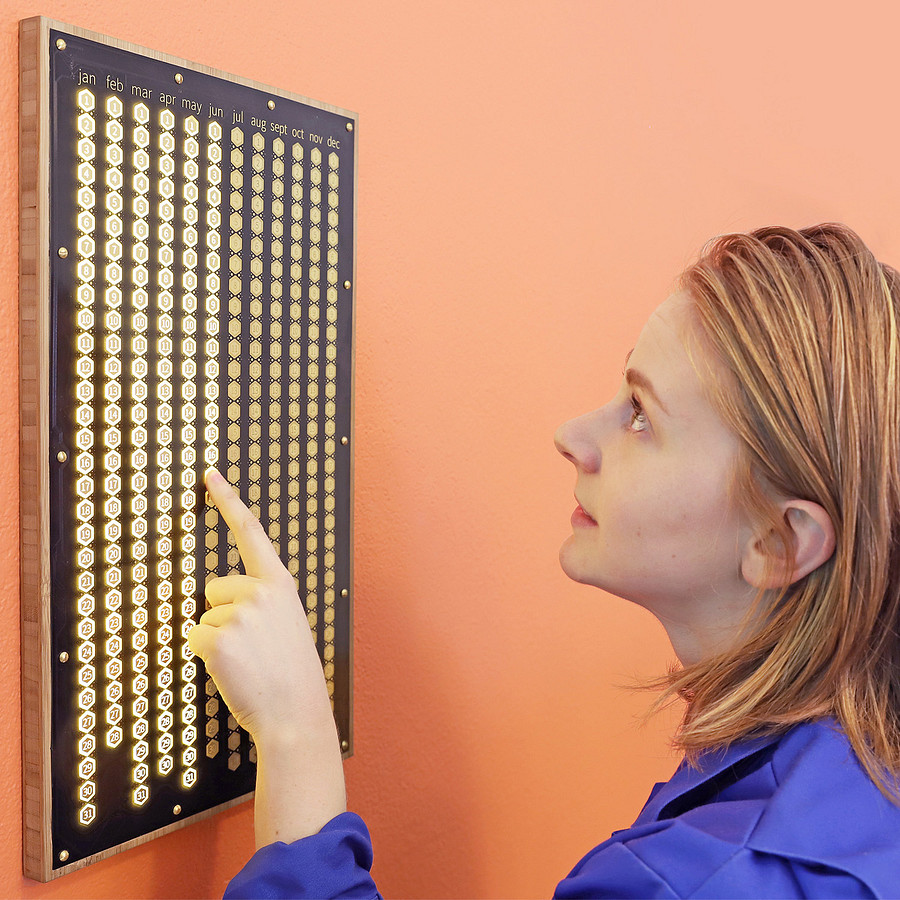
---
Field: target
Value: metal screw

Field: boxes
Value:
[59,651,69,663]
[55,38,66,51]
[174,73,183,84]
[343,280,351,289]
[346,122,353,132]
[173,804,182,815]
[59,850,69,862]
[340,588,349,598]
[57,247,68,259]
[340,740,349,751]
[340,436,349,446]
[267,100,275,110]
[57,450,68,463]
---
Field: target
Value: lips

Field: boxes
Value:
[572,500,598,528]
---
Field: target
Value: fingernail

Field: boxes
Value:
[205,466,223,486]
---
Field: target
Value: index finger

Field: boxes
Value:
[204,467,284,578]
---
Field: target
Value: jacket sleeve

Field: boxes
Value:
[224,812,382,900]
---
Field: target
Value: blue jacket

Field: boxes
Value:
[224,720,900,898]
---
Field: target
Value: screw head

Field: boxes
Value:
[59,850,69,862]
[55,38,66,51]
[343,280,351,290]
[173,804,182,815]
[340,436,349,446]
[345,122,353,132]
[57,450,68,463]
[267,100,275,110]
[340,740,349,751]
[57,247,69,259]
[59,651,69,663]
[174,73,183,84]
[340,588,349,598]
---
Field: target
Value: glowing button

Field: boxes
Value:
[77,572,95,592]
[79,804,97,826]
[78,709,95,730]
[105,658,123,680]
[77,114,95,136]
[78,688,95,709]
[133,785,150,806]
[106,96,123,117]
[78,734,96,756]
[134,102,149,124]
[78,757,95,779]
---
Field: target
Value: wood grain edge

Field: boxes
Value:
[19,15,53,883]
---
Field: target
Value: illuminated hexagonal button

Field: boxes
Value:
[105,658,123,680]
[132,719,149,742]
[78,733,96,757]
[107,725,123,747]
[79,803,97,826]
[158,754,174,777]
[75,546,95,570]
[106,703,122,726]
[77,114,96,140]
[106,682,122,704]
[134,761,150,783]
[78,710,95,732]
[79,780,96,802]
[157,647,173,668]
[133,784,150,806]
[106,192,122,213]
[133,673,149,695]
[78,686,95,709]
[133,741,149,762]
[159,690,173,711]
[78,757,96,781]
[158,732,174,754]
[77,572,95,594]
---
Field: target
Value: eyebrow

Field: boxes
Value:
[623,349,670,416]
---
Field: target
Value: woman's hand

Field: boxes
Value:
[188,467,346,845]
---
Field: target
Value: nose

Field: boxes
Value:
[554,410,602,473]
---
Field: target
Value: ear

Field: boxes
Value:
[741,500,836,590]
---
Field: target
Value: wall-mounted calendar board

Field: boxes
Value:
[19,16,356,881]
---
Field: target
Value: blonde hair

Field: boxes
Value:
[669,223,900,794]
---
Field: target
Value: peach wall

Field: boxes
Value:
[3,1,900,897]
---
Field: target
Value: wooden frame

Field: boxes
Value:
[20,16,357,881]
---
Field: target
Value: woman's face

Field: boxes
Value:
[555,292,756,660]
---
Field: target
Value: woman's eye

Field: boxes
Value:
[628,395,649,433]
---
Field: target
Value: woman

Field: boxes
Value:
[190,224,900,897]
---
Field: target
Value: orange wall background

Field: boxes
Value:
[3,1,900,897]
